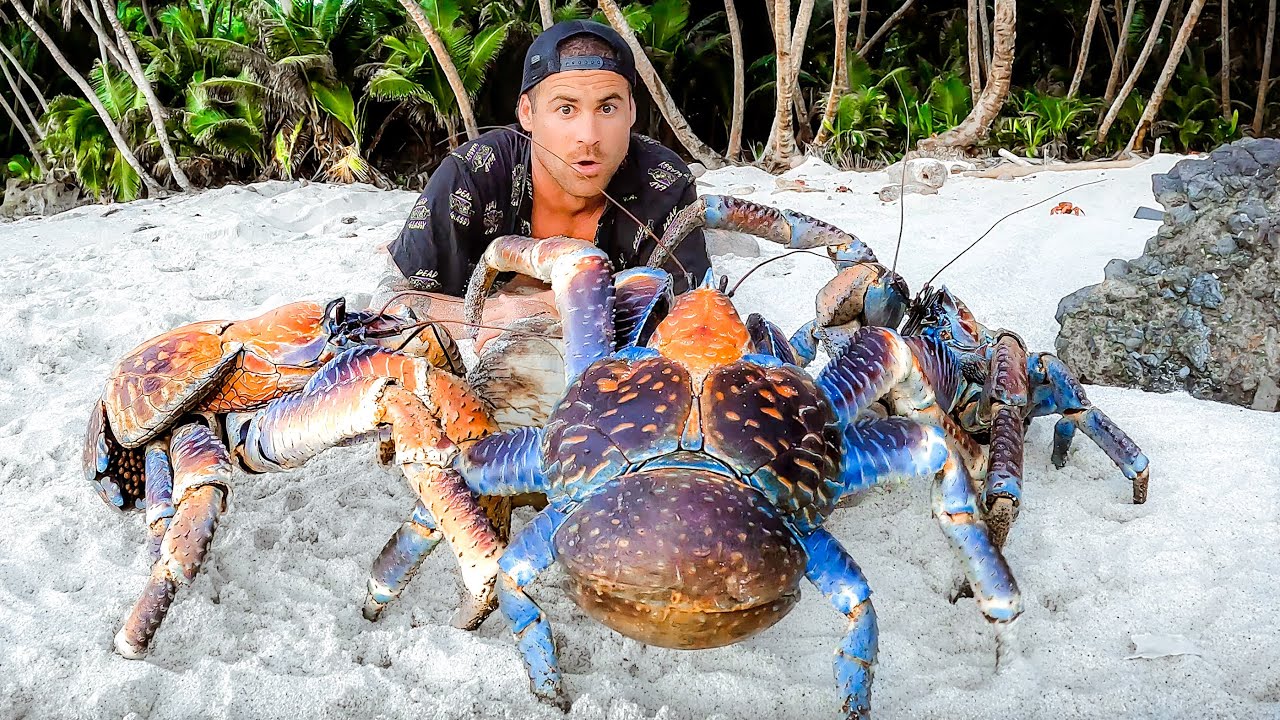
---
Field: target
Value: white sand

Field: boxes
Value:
[2,156,1277,720]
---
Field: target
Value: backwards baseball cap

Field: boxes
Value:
[520,20,638,95]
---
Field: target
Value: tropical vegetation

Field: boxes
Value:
[1,0,1276,202]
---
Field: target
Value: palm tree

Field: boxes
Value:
[397,0,479,142]
[7,0,162,194]
[918,0,1013,149]
[813,0,849,146]
[762,0,799,170]
[0,40,41,136]
[1068,0,1102,97]
[598,0,723,168]
[93,0,192,190]
[0,86,47,172]
[0,39,47,111]
[1097,0,1173,145]
[362,11,509,152]
[1220,0,1230,119]
[1253,0,1276,135]
[723,0,743,159]
[1126,0,1207,152]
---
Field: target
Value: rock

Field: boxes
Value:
[688,162,707,178]
[885,158,948,190]
[878,182,939,202]
[0,178,83,219]
[788,155,807,169]
[1054,138,1280,409]
[1252,377,1280,412]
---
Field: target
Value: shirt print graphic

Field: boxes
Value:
[461,143,497,174]
[450,188,474,226]
[510,163,526,208]
[483,200,502,235]
[406,198,430,230]
[647,161,684,192]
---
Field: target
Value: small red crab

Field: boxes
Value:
[1050,201,1085,216]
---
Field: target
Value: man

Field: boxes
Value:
[375,19,712,426]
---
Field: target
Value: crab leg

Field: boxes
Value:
[978,333,1030,549]
[646,194,878,273]
[363,501,441,621]
[835,418,1022,623]
[454,426,548,496]
[142,440,175,560]
[230,346,505,619]
[464,236,615,382]
[496,506,570,710]
[803,528,878,720]
[1028,353,1150,504]
[115,423,229,658]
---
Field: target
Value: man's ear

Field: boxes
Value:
[517,92,534,131]
[627,92,637,126]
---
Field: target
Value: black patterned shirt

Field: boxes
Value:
[387,124,711,296]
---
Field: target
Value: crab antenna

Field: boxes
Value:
[890,74,910,276]
[919,178,1107,293]
[726,249,842,298]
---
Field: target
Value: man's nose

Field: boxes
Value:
[572,113,605,146]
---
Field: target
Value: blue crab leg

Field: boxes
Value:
[454,426,548,496]
[646,194,878,273]
[463,236,615,383]
[835,417,1022,624]
[363,501,441,622]
[803,528,878,720]
[497,506,570,710]
[116,423,229,658]
[143,440,175,561]
[1028,353,1150,504]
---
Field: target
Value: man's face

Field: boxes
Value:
[518,69,636,199]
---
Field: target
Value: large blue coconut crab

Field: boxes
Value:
[83,297,512,658]
[442,195,1023,719]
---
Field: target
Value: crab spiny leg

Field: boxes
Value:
[498,506,569,710]
[363,501,441,622]
[646,195,878,272]
[1029,353,1150,504]
[231,348,505,620]
[454,426,549,496]
[803,528,878,720]
[464,236,614,382]
[980,334,1030,548]
[143,440,175,561]
[926,425,1023,625]
[115,423,229,658]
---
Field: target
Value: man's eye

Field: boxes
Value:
[601,104,615,114]
[558,105,573,115]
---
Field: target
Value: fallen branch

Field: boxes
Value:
[963,157,1145,179]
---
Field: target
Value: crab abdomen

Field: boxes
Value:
[553,468,805,649]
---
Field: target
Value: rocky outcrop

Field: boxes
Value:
[0,178,83,219]
[1054,138,1280,411]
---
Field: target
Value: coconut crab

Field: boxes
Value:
[84,297,510,657]
[449,195,1023,719]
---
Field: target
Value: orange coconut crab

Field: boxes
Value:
[84,297,509,658]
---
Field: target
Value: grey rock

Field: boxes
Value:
[1055,137,1280,409]
[0,178,83,219]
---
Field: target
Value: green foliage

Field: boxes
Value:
[5,155,42,183]
[993,91,1095,158]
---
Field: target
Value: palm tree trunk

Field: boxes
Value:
[1097,0,1173,144]
[597,0,724,168]
[1127,0,1208,151]
[0,48,43,138]
[978,0,992,76]
[788,0,816,136]
[1068,0,1103,97]
[0,41,48,111]
[8,0,163,195]
[724,0,745,160]
[814,0,850,146]
[1103,0,1139,103]
[763,0,800,170]
[855,0,868,51]
[538,0,553,28]
[1220,0,1231,118]
[1252,0,1276,135]
[857,0,917,59]
[96,0,192,191]
[0,89,48,173]
[967,0,982,91]
[73,0,129,70]
[139,0,159,37]
[398,0,480,142]
[918,0,1014,149]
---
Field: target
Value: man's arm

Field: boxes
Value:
[381,156,478,299]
